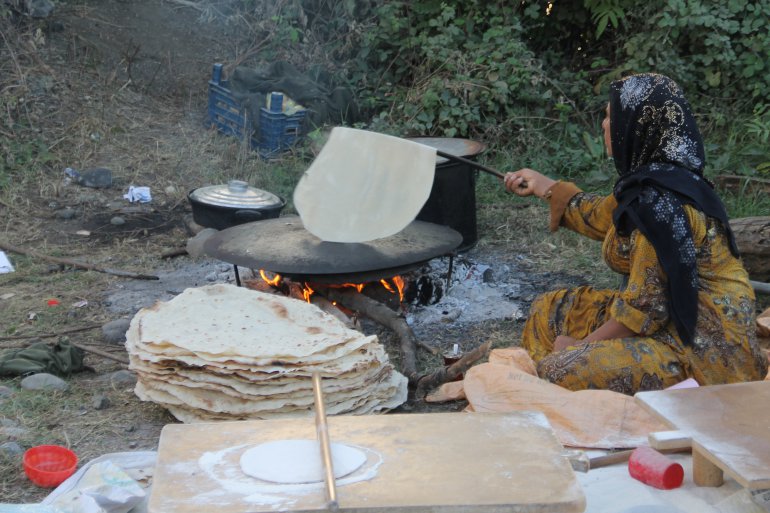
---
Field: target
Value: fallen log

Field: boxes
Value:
[0,241,159,280]
[730,216,770,281]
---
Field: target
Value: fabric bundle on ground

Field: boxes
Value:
[426,347,667,449]
[126,283,407,422]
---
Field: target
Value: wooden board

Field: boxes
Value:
[636,381,770,489]
[149,411,585,513]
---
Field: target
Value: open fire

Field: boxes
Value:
[258,269,407,305]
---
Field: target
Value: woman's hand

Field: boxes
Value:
[504,168,557,199]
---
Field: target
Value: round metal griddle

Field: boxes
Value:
[203,216,462,282]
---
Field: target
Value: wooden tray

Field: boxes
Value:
[636,381,770,488]
[149,411,585,513]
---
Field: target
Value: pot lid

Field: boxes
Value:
[408,137,486,165]
[189,180,283,209]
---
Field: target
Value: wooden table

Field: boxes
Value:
[149,411,585,513]
[636,381,770,489]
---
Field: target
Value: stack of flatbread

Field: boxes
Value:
[125,283,408,422]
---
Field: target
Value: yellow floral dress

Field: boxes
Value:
[521,182,768,394]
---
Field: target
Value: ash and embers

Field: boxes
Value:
[403,254,530,335]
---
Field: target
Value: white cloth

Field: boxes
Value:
[123,186,152,203]
[0,251,14,273]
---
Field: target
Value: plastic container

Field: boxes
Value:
[207,64,306,158]
[628,446,684,490]
[257,91,306,158]
[23,445,78,488]
[442,344,464,381]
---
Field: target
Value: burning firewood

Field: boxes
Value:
[415,341,492,399]
[324,288,424,384]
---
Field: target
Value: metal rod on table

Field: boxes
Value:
[312,372,339,512]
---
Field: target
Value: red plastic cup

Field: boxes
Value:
[628,446,684,490]
[23,445,78,488]
[47,299,60,306]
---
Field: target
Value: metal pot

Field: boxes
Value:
[409,137,486,252]
[188,180,286,230]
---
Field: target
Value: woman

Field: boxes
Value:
[504,73,767,394]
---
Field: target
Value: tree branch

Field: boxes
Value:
[0,241,159,280]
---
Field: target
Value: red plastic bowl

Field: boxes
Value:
[23,445,78,488]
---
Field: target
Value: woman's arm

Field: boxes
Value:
[554,319,637,351]
[504,168,556,199]
[584,318,636,343]
[504,168,615,240]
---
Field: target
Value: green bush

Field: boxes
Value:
[625,0,769,101]
[358,3,588,138]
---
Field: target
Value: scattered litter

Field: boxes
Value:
[47,299,60,306]
[41,452,156,513]
[76,230,91,236]
[27,312,37,321]
[123,186,152,203]
[0,293,15,300]
[0,251,14,273]
[64,167,113,188]
[72,300,88,308]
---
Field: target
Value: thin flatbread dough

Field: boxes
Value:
[293,127,436,243]
[239,439,367,484]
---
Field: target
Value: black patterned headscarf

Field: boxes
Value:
[610,73,738,346]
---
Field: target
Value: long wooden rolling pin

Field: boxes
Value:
[312,372,339,512]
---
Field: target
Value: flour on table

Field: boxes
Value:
[240,439,367,484]
[196,442,382,508]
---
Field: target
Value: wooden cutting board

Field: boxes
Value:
[636,381,770,489]
[148,411,585,513]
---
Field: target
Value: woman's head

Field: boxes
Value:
[608,73,705,177]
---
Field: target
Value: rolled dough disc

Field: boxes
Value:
[239,439,367,484]
[293,127,436,243]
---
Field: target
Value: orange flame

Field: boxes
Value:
[392,275,406,302]
[259,270,282,286]
[303,283,315,303]
[258,271,405,303]
[379,277,405,302]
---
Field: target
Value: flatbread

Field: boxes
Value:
[131,284,371,360]
[126,283,409,422]
[239,440,367,484]
[293,127,436,242]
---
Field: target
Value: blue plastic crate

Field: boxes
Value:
[257,101,307,158]
[206,64,306,157]
[207,64,258,147]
